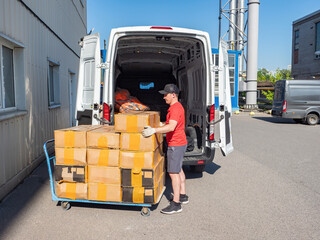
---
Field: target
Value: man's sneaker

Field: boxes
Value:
[160,201,182,214]
[170,193,189,204]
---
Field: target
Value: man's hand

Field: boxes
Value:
[142,126,156,138]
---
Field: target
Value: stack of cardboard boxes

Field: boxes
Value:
[115,111,165,204]
[53,111,165,204]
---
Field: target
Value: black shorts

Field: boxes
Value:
[167,145,187,173]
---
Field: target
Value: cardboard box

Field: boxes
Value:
[55,165,87,183]
[87,149,120,167]
[88,183,122,202]
[120,147,162,169]
[55,148,86,165]
[120,132,162,151]
[87,126,120,149]
[121,156,164,187]
[55,125,99,148]
[56,182,87,200]
[114,111,160,133]
[88,166,121,184]
[122,172,165,204]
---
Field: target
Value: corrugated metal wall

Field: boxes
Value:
[0,0,87,200]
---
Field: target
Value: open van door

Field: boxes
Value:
[75,33,101,125]
[218,39,234,156]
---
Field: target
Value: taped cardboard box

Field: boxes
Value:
[88,166,121,184]
[122,172,165,204]
[87,126,120,149]
[55,148,86,165]
[120,132,163,151]
[114,111,160,133]
[88,183,122,202]
[121,156,164,187]
[120,147,161,169]
[55,125,99,148]
[56,182,87,200]
[55,165,87,183]
[87,149,120,167]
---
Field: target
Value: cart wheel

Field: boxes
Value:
[141,207,150,217]
[61,201,71,211]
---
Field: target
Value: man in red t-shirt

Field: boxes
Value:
[142,84,188,214]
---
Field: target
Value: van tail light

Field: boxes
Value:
[103,103,110,122]
[283,101,287,112]
[150,26,173,30]
[209,104,215,141]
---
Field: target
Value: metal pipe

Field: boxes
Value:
[229,0,237,50]
[219,0,222,46]
[237,0,246,90]
[245,0,260,109]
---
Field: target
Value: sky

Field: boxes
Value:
[87,0,320,71]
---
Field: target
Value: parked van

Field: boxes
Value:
[75,26,233,172]
[272,80,320,125]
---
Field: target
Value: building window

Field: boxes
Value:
[316,22,320,52]
[0,46,15,109]
[47,59,60,107]
[213,53,235,96]
[294,30,299,64]
[294,30,299,50]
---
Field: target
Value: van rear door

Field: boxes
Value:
[75,33,101,125]
[218,39,233,156]
[271,80,285,117]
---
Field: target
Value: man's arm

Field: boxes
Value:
[155,120,177,134]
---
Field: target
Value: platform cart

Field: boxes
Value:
[43,139,165,216]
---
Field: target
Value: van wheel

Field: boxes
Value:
[306,114,319,125]
[190,165,205,173]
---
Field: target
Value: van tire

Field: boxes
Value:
[306,113,319,125]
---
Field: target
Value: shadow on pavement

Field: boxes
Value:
[0,161,49,237]
[253,116,298,124]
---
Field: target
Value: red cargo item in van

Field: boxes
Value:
[119,102,149,113]
[115,88,131,111]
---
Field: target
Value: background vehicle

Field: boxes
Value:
[272,80,320,125]
[75,27,233,172]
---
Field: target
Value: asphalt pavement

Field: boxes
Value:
[0,112,319,240]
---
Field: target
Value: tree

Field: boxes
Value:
[257,68,292,102]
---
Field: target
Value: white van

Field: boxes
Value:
[75,26,233,172]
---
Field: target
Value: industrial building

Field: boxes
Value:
[0,0,87,201]
[292,10,320,79]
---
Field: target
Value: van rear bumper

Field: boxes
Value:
[182,147,215,166]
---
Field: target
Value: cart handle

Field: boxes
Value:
[43,139,56,197]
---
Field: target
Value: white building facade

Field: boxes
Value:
[0,0,87,200]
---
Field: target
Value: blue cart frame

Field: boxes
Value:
[43,139,165,216]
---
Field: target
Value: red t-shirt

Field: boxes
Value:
[166,102,187,147]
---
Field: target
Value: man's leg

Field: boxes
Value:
[179,169,186,195]
[169,173,181,203]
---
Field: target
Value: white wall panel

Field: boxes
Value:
[0,0,87,200]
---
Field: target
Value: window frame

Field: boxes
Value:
[0,42,16,112]
[47,58,61,108]
[315,22,320,53]
[294,29,299,50]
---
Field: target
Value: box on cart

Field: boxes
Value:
[87,126,120,149]
[54,165,87,183]
[114,111,160,133]
[88,183,122,202]
[121,156,164,187]
[87,148,120,167]
[122,172,165,204]
[56,182,87,200]
[54,125,99,148]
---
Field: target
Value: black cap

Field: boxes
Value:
[159,84,180,94]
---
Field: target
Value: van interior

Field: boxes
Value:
[112,35,209,155]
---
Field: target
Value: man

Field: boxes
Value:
[142,84,188,214]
